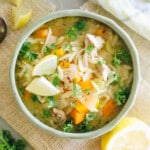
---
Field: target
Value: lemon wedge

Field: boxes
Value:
[26,77,60,96]
[7,0,22,7]
[12,6,32,29]
[101,117,150,150]
[32,55,57,76]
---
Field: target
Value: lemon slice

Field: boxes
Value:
[26,76,60,96]
[101,117,150,150]
[32,55,57,76]
[12,6,32,29]
[7,0,22,7]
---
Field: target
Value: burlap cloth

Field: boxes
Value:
[0,1,150,149]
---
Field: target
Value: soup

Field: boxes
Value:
[15,17,133,133]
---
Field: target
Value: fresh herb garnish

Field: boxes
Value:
[114,87,130,106]
[47,96,56,108]
[97,59,106,66]
[42,108,50,118]
[86,44,95,53]
[112,48,131,67]
[65,18,87,40]
[20,42,38,62]
[53,75,60,86]
[44,43,56,54]
[31,94,39,102]
[112,55,121,67]
[0,129,26,150]
[77,112,98,132]
[63,119,74,132]
[74,18,87,31]
[73,83,81,97]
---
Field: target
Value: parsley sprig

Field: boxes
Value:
[112,48,131,67]
[20,42,38,62]
[114,87,130,106]
[0,129,26,150]
[65,18,87,40]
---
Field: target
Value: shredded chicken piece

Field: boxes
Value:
[86,34,104,49]
[98,64,110,81]
[42,27,56,53]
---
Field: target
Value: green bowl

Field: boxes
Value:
[10,10,141,139]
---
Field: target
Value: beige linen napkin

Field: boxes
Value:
[0,0,150,150]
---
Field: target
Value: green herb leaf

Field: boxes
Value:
[0,129,26,150]
[42,108,50,118]
[86,44,95,53]
[65,18,87,40]
[20,42,38,62]
[44,43,56,54]
[31,94,39,102]
[53,75,60,86]
[97,59,106,66]
[74,18,87,31]
[20,42,31,52]
[66,29,77,40]
[114,87,130,106]
[112,55,121,67]
[77,112,99,132]
[47,96,56,108]
[112,48,131,67]
[73,83,81,97]
[63,119,74,132]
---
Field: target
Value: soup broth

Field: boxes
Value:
[15,17,133,133]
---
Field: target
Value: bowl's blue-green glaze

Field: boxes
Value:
[10,10,141,139]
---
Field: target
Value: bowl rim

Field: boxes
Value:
[10,9,141,139]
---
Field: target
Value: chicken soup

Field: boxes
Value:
[15,16,133,132]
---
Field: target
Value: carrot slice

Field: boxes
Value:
[24,91,31,100]
[34,28,49,38]
[51,48,65,57]
[59,61,70,69]
[70,109,85,124]
[79,80,93,90]
[73,74,81,83]
[95,27,104,36]
[102,99,117,117]
[75,101,89,114]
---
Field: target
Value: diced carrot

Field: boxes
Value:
[102,99,117,117]
[73,74,81,83]
[34,28,49,38]
[75,101,89,114]
[95,27,104,36]
[59,61,70,69]
[79,80,93,90]
[24,91,31,100]
[70,109,85,124]
[51,48,65,57]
